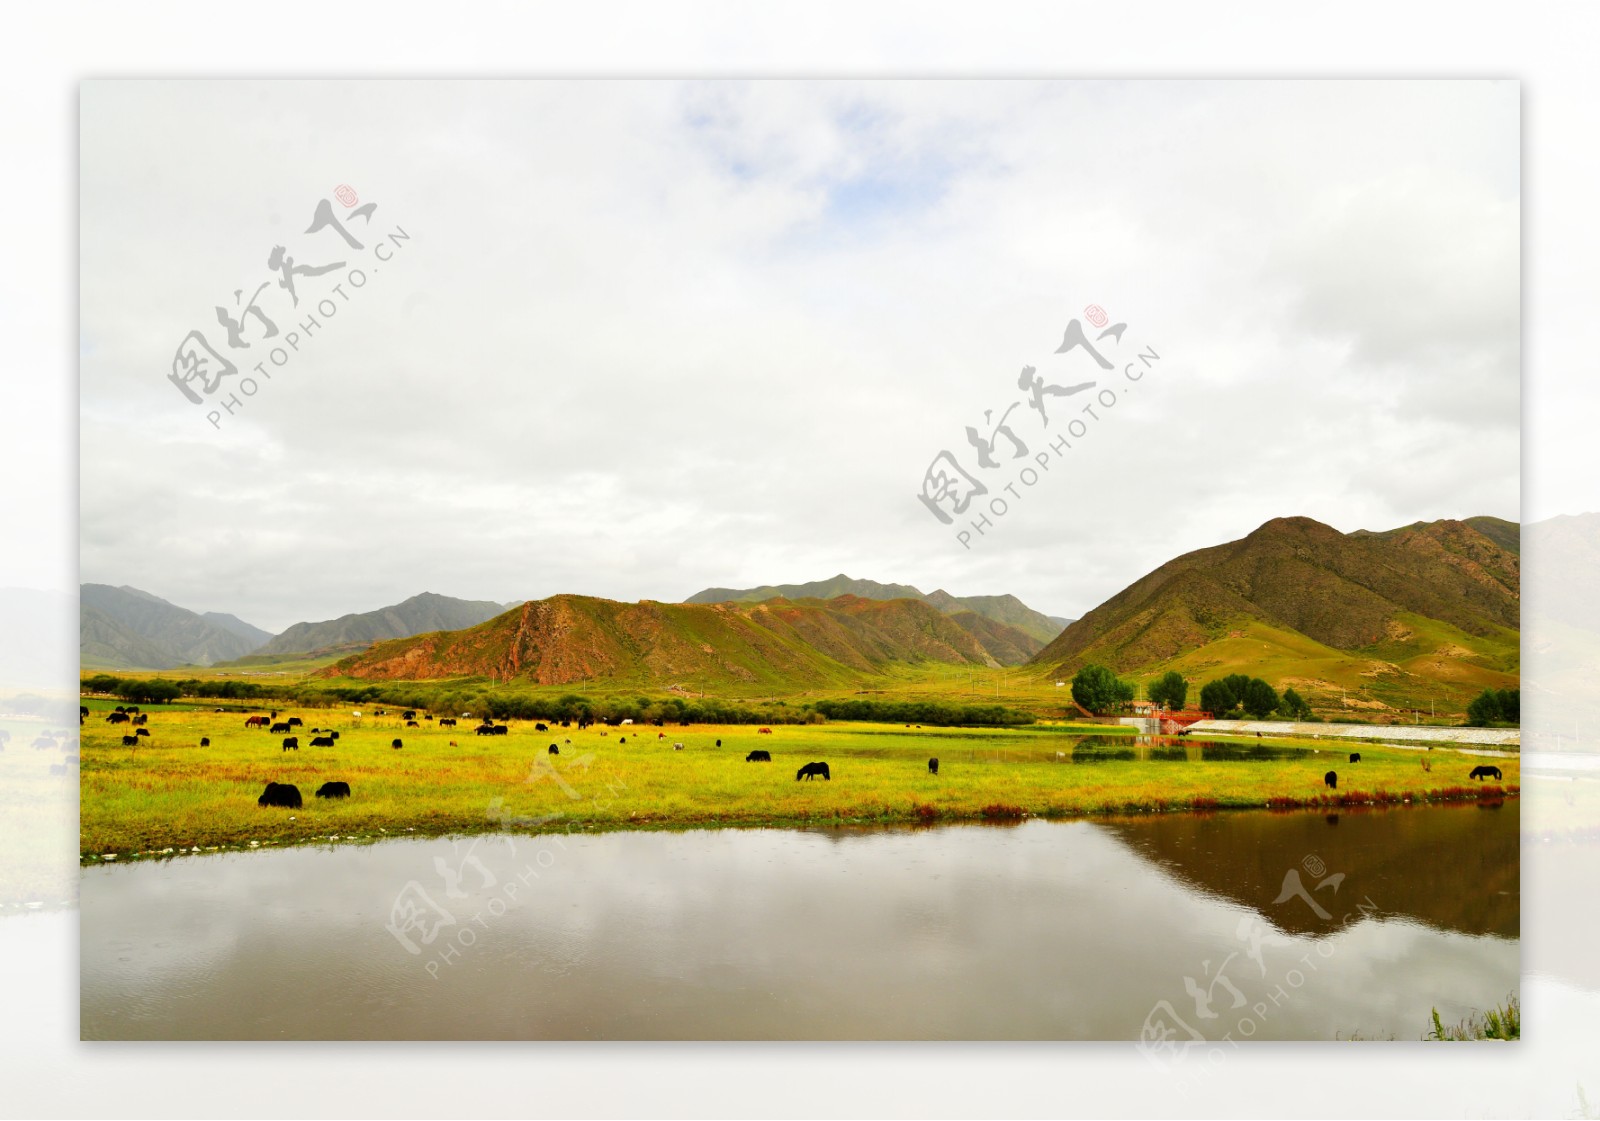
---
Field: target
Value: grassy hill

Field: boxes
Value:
[325,593,1016,691]
[1030,516,1520,717]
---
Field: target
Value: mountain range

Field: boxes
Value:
[327,593,1018,688]
[80,517,1520,715]
[80,584,269,669]
[251,592,511,657]
[687,575,1071,645]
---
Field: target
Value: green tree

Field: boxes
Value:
[1199,678,1238,717]
[1147,671,1188,711]
[1495,688,1520,724]
[1241,678,1280,719]
[1466,689,1504,726]
[1279,687,1314,721]
[1072,664,1132,715]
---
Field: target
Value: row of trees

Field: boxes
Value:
[1069,665,1315,721]
[1197,673,1312,721]
[78,674,1037,728]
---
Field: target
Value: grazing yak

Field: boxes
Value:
[131,714,148,725]
[673,743,684,751]
[439,718,456,728]
[492,724,508,736]
[716,739,722,748]
[535,723,548,732]
[405,720,419,728]
[120,735,139,747]
[258,782,302,808]
[1471,765,1504,781]
[315,781,351,800]
[1349,753,1361,763]
[270,722,291,734]
[134,728,150,738]
[746,749,771,762]
[282,737,299,751]
[200,737,210,747]
[475,724,496,736]
[1324,771,1338,790]
[310,736,335,747]
[796,761,830,781]
[106,712,129,724]
[928,758,939,775]
[329,731,340,740]
[287,717,303,728]
[392,739,404,749]
[548,744,559,755]
[402,710,417,720]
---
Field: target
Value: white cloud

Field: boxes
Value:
[80,80,1519,632]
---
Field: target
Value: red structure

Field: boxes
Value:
[1157,710,1212,734]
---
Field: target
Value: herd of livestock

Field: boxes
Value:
[93,703,856,811]
[88,702,1510,813]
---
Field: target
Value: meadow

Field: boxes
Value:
[78,696,1519,860]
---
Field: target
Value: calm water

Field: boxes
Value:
[80,803,1518,1040]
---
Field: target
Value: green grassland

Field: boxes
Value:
[79,700,1519,860]
[1116,615,1517,720]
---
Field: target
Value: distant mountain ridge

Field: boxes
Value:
[684,574,1070,646]
[326,592,1039,687]
[253,592,512,657]
[79,584,268,669]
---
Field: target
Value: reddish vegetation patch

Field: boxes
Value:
[911,803,939,822]
[980,803,1025,820]
[1190,796,1219,810]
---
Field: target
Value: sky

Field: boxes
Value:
[79,80,1521,634]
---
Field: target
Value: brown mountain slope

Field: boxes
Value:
[1032,516,1519,677]
[324,593,1007,688]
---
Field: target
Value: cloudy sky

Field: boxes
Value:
[80,80,1519,633]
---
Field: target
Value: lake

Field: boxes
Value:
[80,801,1517,1040]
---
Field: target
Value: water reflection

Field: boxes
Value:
[81,805,1518,1041]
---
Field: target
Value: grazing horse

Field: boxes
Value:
[245,715,268,728]
[1324,771,1337,790]
[796,761,830,781]
[315,781,351,799]
[257,782,302,808]
[758,727,773,735]
[928,758,939,775]
[746,750,771,762]
[1470,765,1503,781]
[1348,753,1361,763]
